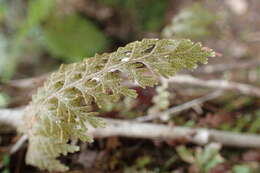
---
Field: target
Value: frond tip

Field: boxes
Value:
[21,39,215,171]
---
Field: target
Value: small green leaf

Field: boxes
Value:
[2,153,10,166]
[195,143,223,172]
[136,156,152,169]
[0,92,9,108]
[204,155,223,172]
[176,146,195,163]
[233,165,251,173]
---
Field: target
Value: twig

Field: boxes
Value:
[136,90,223,122]
[0,108,27,154]
[10,135,28,154]
[2,74,47,89]
[124,74,260,97]
[2,108,260,148]
[196,58,260,74]
[244,32,260,42]
[0,108,24,127]
[167,75,260,97]
[90,118,260,148]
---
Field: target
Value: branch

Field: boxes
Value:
[91,118,260,148]
[0,108,23,128]
[10,135,28,154]
[121,74,260,97]
[167,75,260,97]
[136,90,223,122]
[1,108,260,149]
[0,75,47,107]
[1,74,47,89]
[196,58,260,74]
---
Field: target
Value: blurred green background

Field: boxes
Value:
[0,0,221,81]
[1,0,258,81]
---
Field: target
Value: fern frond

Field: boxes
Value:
[148,79,170,115]
[162,3,216,39]
[21,39,215,171]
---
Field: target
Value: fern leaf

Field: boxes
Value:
[21,39,215,171]
[162,3,216,39]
